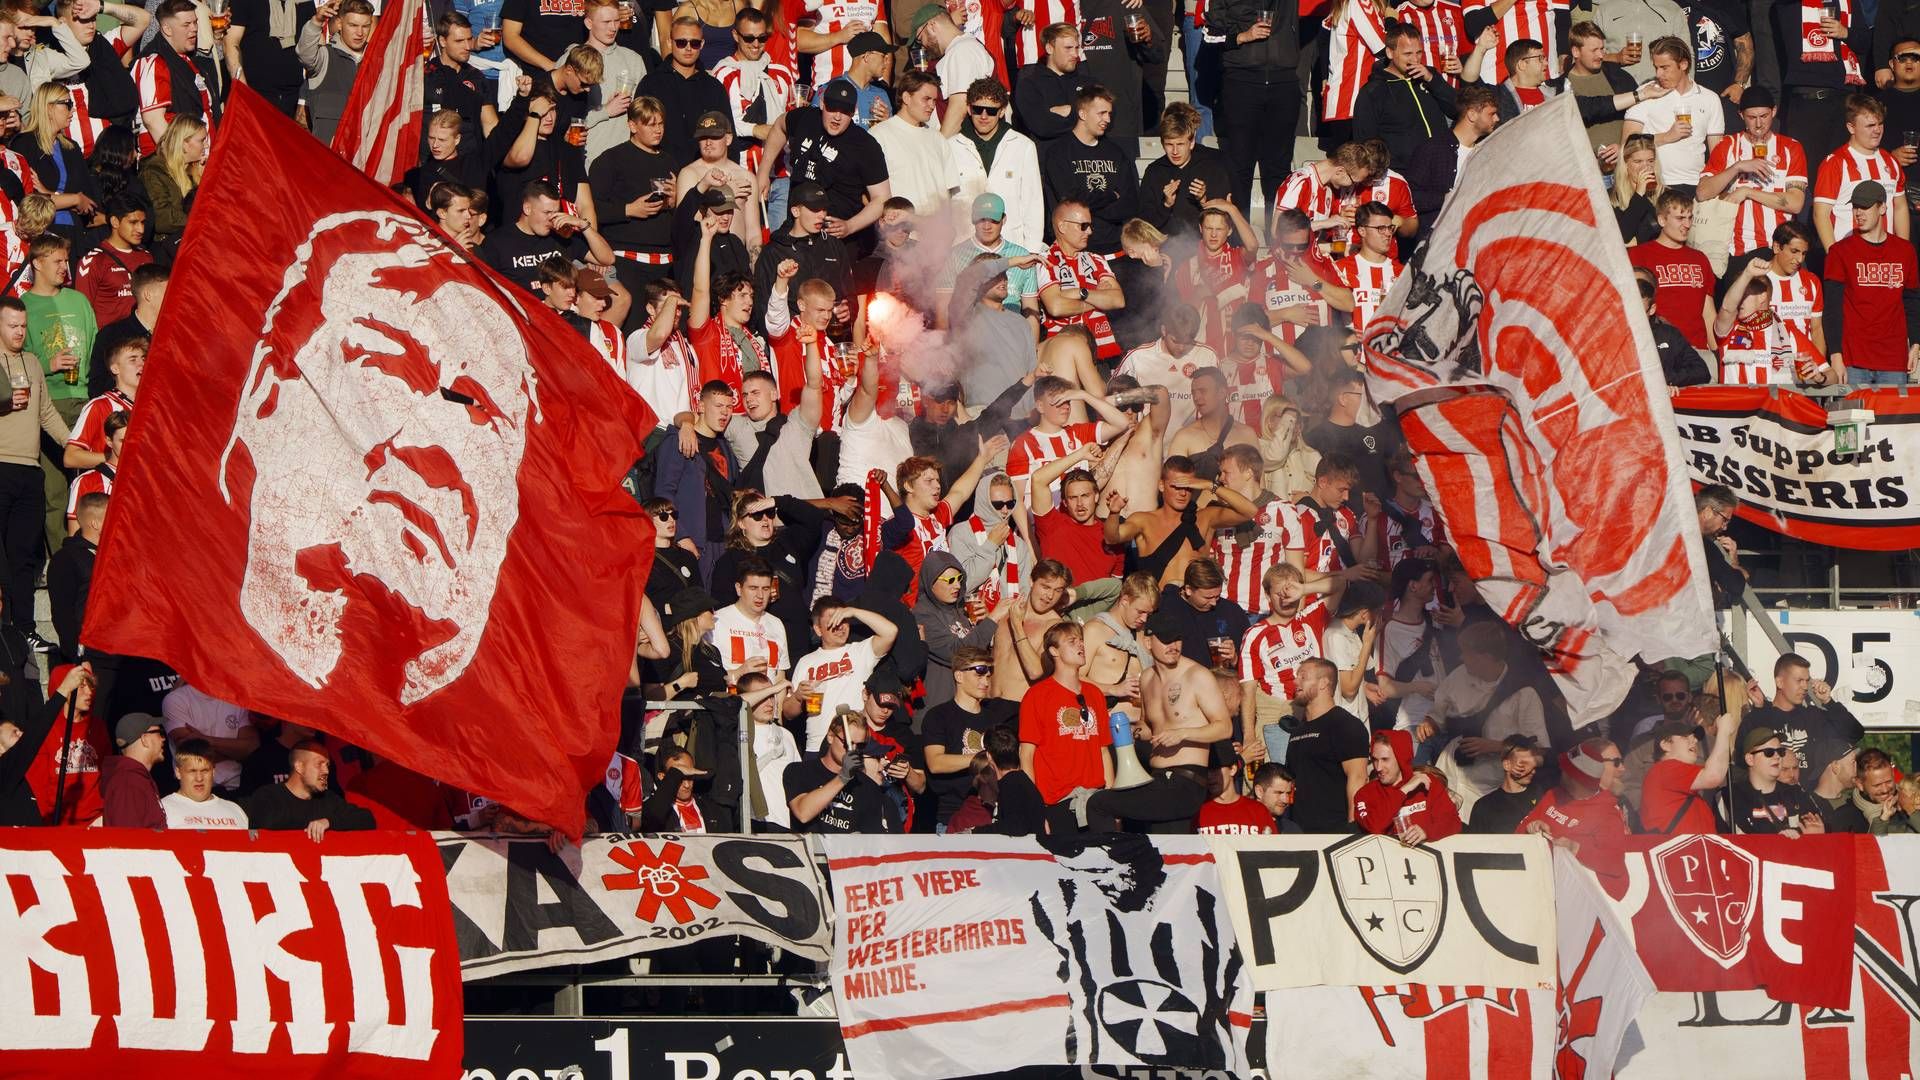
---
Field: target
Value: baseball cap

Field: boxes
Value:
[971,192,1006,222]
[661,587,716,632]
[1851,182,1888,209]
[1649,719,1703,748]
[1740,726,1783,755]
[114,711,163,749]
[821,79,859,115]
[693,111,730,139]
[1143,608,1184,642]
[1802,736,1856,784]
[847,31,896,58]
[791,181,830,211]
[695,186,734,212]
[865,668,908,698]
[909,3,950,37]
[574,266,613,300]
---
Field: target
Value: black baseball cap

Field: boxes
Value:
[695,187,734,212]
[865,668,908,698]
[791,181,830,211]
[1143,609,1184,642]
[847,31,897,58]
[693,111,730,139]
[821,79,859,114]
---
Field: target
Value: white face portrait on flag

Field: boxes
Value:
[1360,95,1716,723]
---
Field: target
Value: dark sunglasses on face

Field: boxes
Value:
[1751,746,1786,758]
[654,509,678,520]
[990,499,1015,511]
[674,37,703,47]
[1601,755,1624,765]
[738,32,771,43]
[961,664,993,675]
[1899,52,1920,61]
[970,104,1001,115]
[873,696,900,711]
[744,506,778,521]
[1660,691,1692,701]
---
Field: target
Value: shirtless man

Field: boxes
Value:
[993,559,1074,699]
[1104,455,1257,586]
[1096,374,1172,514]
[1035,324,1109,425]
[1164,367,1259,469]
[1080,571,1160,723]
[1085,608,1234,832]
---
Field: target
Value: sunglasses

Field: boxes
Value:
[738,32,771,43]
[937,573,963,585]
[1278,240,1310,253]
[1659,691,1692,701]
[1060,219,1093,231]
[1600,756,1624,765]
[872,696,900,711]
[1750,746,1786,758]
[960,664,994,675]
[970,104,1002,116]
[744,507,778,521]
[673,37,702,47]
[653,509,677,520]
[1899,52,1920,61]
[990,499,1015,511]
[51,99,73,108]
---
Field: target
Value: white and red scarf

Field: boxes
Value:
[964,516,1023,611]
[1802,0,1865,84]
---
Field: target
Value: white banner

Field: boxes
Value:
[1209,834,1556,992]
[819,835,1252,1080]
[1732,608,1920,729]
[1263,984,1551,1079]
[1553,850,1654,1080]
[440,833,831,980]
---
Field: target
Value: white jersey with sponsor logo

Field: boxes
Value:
[1238,595,1331,700]
[1334,252,1401,332]
[710,605,791,683]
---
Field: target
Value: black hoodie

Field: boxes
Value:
[1352,66,1458,176]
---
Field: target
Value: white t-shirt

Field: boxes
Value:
[709,604,792,681]
[836,410,916,487]
[159,684,252,790]
[624,331,698,427]
[161,791,249,829]
[1322,621,1366,719]
[1377,617,1441,730]
[936,33,996,99]
[1116,341,1221,434]
[793,639,882,749]
[753,721,801,828]
[1623,81,1725,186]
[870,114,957,216]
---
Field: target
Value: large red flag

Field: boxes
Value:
[330,0,427,184]
[1361,95,1716,726]
[83,86,656,835]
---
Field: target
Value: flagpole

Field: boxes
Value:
[50,691,78,825]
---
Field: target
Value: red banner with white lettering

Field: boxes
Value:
[0,828,463,1077]
[1672,387,1920,551]
[81,87,657,836]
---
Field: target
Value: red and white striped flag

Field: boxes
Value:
[329,0,428,185]
[1360,95,1717,726]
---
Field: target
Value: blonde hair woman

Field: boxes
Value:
[18,84,101,229]
[140,115,208,249]
[1611,133,1663,245]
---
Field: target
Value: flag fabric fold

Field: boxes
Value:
[1360,95,1717,725]
[84,86,657,835]
[330,0,427,185]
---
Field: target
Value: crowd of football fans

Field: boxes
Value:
[0,0,1912,845]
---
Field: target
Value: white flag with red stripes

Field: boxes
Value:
[1360,94,1716,726]
[329,0,427,185]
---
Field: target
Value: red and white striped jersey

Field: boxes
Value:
[1039,244,1120,358]
[1257,254,1335,345]
[1704,133,1809,255]
[1334,252,1402,331]
[1382,496,1440,567]
[1462,0,1565,82]
[1768,268,1823,345]
[62,83,115,156]
[1176,243,1251,353]
[1275,163,1337,225]
[1006,420,1098,506]
[711,55,798,177]
[1341,170,1417,224]
[1396,0,1465,85]
[1323,0,1388,122]
[800,0,884,84]
[132,53,217,157]
[66,462,113,522]
[1212,496,1305,616]
[1013,0,1077,67]
[589,318,627,378]
[1813,143,1904,242]
[65,388,133,456]
[1296,499,1362,572]
[1238,595,1331,700]
[1718,311,1819,385]
[1222,354,1287,426]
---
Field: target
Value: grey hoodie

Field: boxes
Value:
[913,551,996,710]
[946,471,1031,595]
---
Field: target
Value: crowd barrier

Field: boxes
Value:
[6,829,1916,1078]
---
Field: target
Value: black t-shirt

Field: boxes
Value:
[782,755,891,833]
[1879,86,1920,205]
[475,224,586,292]
[785,106,890,221]
[1040,134,1141,253]
[1463,784,1543,834]
[1155,585,1251,673]
[229,0,314,91]
[1728,779,1823,834]
[426,59,491,149]
[589,141,678,250]
[1304,418,1400,503]
[1285,707,1368,832]
[486,120,589,230]
[920,699,1018,824]
[500,0,586,64]
[407,147,488,211]
[1683,0,1750,96]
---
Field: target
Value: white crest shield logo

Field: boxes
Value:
[1326,834,1448,974]
[219,210,540,704]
